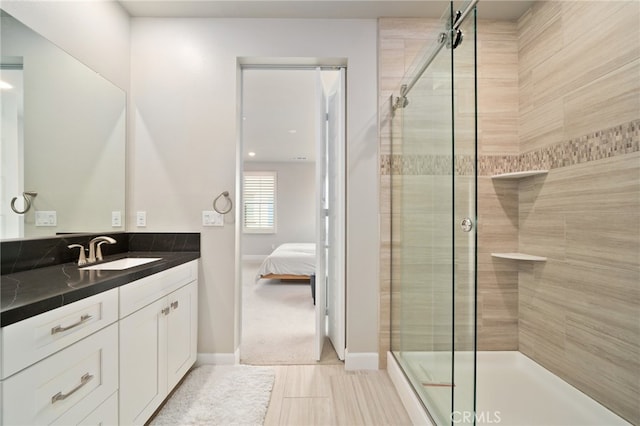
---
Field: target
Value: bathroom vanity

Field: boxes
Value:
[0,233,200,426]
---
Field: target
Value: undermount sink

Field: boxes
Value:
[81,257,162,270]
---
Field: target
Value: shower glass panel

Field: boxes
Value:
[390,1,477,424]
[452,2,477,422]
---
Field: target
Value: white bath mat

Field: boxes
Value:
[150,365,275,426]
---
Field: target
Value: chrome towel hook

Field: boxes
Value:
[10,191,38,215]
[213,191,233,215]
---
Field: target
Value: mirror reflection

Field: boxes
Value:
[0,11,126,240]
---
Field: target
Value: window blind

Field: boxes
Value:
[243,171,276,233]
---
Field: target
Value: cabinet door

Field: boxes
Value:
[166,281,198,391]
[78,391,118,426]
[119,297,167,426]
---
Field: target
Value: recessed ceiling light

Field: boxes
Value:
[248,152,256,157]
[288,129,297,134]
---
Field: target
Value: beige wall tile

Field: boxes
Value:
[519,97,564,152]
[516,3,640,421]
[564,59,640,140]
[517,0,562,51]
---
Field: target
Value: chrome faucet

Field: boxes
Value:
[88,236,117,263]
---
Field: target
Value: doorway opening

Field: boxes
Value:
[238,65,346,365]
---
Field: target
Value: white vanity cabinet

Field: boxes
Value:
[0,258,198,426]
[0,288,119,426]
[118,260,198,425]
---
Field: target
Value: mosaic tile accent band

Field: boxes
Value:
[381,119,640,176]
[380,154,452,176]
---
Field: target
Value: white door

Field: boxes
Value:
[315,68,346,361]
[325,69,346,360]
[314,69,328,361]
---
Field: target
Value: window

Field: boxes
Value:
[243,171,276,233]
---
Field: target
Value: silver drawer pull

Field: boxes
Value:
[161,307,170,316]
[51,314,92,335]
[51,373,94,404]
[171,301,179,310]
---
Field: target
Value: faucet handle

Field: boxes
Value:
[68,244,87,266]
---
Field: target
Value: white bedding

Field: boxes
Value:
[255,243,316,281]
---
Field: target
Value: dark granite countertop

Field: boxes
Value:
[1,251,200,327]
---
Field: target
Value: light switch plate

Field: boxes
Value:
[112,211,122,227]
[202,210,223,227]
[136,211,146,227]
[35,211,57,226]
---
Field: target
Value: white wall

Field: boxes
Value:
[243,161,315,257]
[0,0,131,91]
[130,18,379,359]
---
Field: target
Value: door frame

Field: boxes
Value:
[235,61,347,363]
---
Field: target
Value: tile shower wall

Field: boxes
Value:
[515,2,639,423]
[379,2,639,422]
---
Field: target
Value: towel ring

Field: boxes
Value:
[213,191,233,215]
[10,191,38,215]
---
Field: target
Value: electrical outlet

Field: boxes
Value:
[202,210,223,227]
[136,211,146,227]
[35,211,57,226]
[112,211,122,227]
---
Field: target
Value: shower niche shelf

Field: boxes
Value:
[491,170,548,179]
[491,170,549,262]
[491,253,547,261]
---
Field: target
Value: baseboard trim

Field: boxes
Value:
[387,352,434,425]
[344,350,379,370]
[196,351,238,365]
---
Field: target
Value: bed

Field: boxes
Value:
[255,243,316,282]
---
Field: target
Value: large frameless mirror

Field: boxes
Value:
[0,10,125,240]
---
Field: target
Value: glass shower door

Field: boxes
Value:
[452,2,477,423]
[390,1,476,424]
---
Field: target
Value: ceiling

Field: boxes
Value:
[242,69,319,163]
[119,0,535,163]
[120,0,534,21]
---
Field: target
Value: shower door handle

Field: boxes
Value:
[460,217,473,232]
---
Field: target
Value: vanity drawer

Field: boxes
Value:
[1,287,118,379]
[53,391,118,426]
[1,323,118,426]
[120,260,197,318]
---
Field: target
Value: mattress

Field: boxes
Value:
[255,243,316,281]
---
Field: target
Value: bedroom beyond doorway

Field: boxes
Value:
[238,65,346,364]
[240,259,340,364]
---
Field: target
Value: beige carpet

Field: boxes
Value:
[240,260,340,365]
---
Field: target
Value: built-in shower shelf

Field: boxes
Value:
[491,253,547,261]
[491,170,548,179]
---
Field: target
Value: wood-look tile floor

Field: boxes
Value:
[263,364,413,426]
